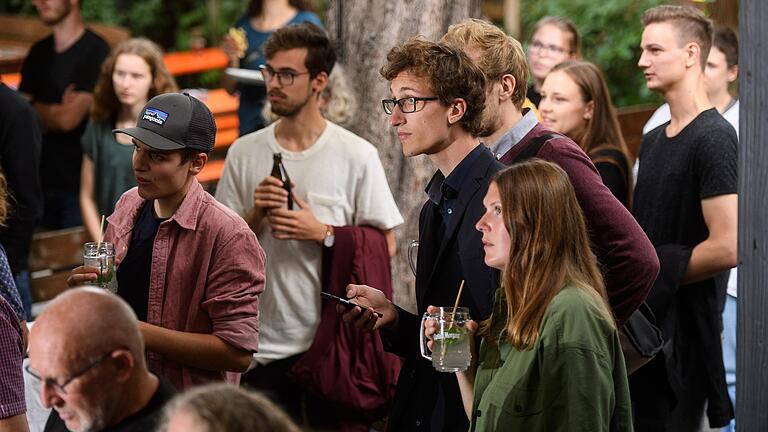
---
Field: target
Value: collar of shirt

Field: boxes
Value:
[426,143,485,206]
[490,108,538,159]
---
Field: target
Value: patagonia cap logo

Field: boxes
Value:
[142,108,169,126]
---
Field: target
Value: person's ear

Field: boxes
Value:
[447,98,468,126]
[499,74,517,103]
[311,71,329,95]
[110,349,135,384]
[584,100,595,121]
[188,152,207,175]
[727,64,739,84]
[685,42,701,69]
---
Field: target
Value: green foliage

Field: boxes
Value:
[521,0,665,107]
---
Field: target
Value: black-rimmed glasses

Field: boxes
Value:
[382,97,439,115]
[258,65,310,86]
[26,351,112,395]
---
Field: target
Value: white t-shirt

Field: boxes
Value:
[215,120,403,364]
[640,100,740,297]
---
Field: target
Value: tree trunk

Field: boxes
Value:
[325,0,481,313]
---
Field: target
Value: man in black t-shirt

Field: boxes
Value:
[27,288,176,432]
[19,0,109,229]
[633,6,738,431]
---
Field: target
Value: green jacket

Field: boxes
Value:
[470,286,633,432]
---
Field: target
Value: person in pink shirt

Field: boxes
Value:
[68,93,265,390]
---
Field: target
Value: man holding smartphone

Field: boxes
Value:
[340,38,503,431]
[215,23,402,425]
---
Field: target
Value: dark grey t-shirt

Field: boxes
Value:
[634,108,737,248]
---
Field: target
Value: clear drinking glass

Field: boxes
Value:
[408,240,419,277]
[420,306,472,372]
[83,242,117,293]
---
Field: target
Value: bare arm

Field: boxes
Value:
[32,88,93,133]
[683,194,738,284]
[384,229,396,257]
[79,155,102,241]
[0,414,29,432]
[138,321,252,372]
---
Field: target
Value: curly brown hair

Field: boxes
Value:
[91,38,178,122]
[380,38,486,136]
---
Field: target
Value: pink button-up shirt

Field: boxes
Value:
[106,179,265,389]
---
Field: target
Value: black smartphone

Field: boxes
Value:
[321,292,383,318]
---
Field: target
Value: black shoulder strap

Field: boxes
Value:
[511,133,559,164]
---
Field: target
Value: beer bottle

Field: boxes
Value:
[270,153,293,210]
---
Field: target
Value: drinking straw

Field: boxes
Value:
[97,215,105,246]
[97,215,105,285]
[440,280,466,362]
[452,280,465,315]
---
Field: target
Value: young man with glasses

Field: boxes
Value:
[27,288,176,432]
[215,22,402,425]
[339,38,503,432]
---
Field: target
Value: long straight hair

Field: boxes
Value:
[488,159,613,350]
[550,60,633,206]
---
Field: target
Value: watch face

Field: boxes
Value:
[323,234,335,247]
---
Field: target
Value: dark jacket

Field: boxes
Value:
[291,226,400,430]
[381,147,502,432]
[499,124,659,325]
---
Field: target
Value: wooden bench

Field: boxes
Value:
[617,104,658,163]
[28,226,89,306]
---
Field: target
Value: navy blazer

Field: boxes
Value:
[382,147,502,432]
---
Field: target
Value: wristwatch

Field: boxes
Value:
[323,225,335,247]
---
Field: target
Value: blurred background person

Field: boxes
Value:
[161,384,300,432]
[539,60,633,207]
[222,0,321,136]
[0,78,43,321]
[80,38,178,242]
[526,16,580,107]
[19,0,110,229]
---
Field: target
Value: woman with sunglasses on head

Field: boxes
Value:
[80,38,177,242]
[526,16,580,107]
[222,0,321,136]
[429,159,632,431]
[539,60,633,207]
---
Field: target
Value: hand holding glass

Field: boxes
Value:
[83,242,116,293]
[420,306,472,372]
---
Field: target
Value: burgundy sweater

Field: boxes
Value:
[499,123,659,324]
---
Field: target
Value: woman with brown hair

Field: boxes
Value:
[429,159,632,431]
[539,60,633,206]
[526,16,580,107]
[79,38,177,241]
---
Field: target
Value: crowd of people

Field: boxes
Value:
[0,1,740,431]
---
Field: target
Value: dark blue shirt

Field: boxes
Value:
[427,144,485,225]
